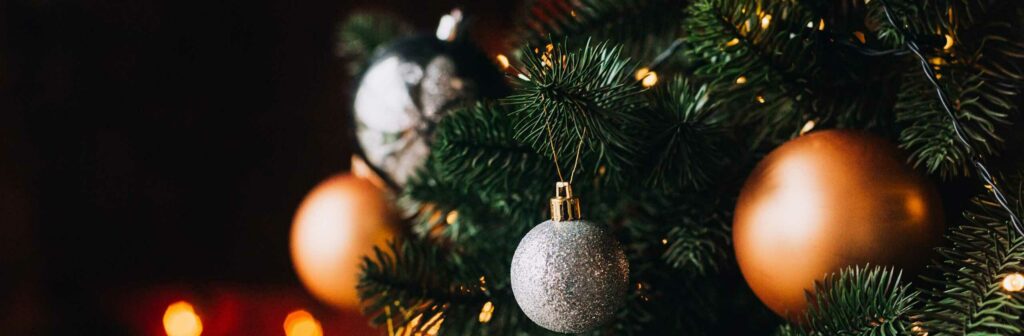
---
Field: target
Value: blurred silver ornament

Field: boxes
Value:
[351,9,505,189]
[511,182,629,334]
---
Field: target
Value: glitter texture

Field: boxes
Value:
[511,219,629,333]
[354,47,471,187]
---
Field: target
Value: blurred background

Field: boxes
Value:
[0,0,516,334]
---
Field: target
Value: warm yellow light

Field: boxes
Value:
[163,301,203,336]
[853,31,866,44]
[943,34,954,50]
[760,14,772,29]
[725,38,740,47]
[424,313,444,335]
[641,71,658,87]
[799,120,816,136]
[1003,273,1024,292]
[755,95,766,104]
[661,238,668,245]
[445,211,459,225]
[478,301,495,323]
[495,54,510,69]
[735,76,747,84]
[818,19,826,31]
[934,73,942,80]
[634,67,650,81]
[545,43,554,53]
[929,57,945,65]
[284,310,323,336]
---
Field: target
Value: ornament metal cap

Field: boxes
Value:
[550,182,582,222]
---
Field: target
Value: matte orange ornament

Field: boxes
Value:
[290,173,396,310]
[733,130,944,322]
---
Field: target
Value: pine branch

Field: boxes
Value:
[504,39,649,186]
[359,239,488,332]
[779,265,920,336]
[919,171,1024,335]
[644,76,730,191]
[432,101,554,205]
[517,0,688,61]
[684,0,823,146]
[335,12,413,75]
[871,0,1023,177]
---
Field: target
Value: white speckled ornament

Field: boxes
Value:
[510,182,629,334]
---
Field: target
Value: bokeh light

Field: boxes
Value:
[283,310,323,336]
[163,301,202,336]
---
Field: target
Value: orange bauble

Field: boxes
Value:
[290,173,396,310]
[733,130,945,322]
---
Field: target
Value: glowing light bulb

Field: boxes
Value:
[735,76,747,84]
[943,34,954,50]
[800,120,816,136]
[1003,273,1024,292]
[725,38,740,47]
[634,67,650,81]
[818,19,826,31]
[445,211,459,225]
[284,310,323,336]
[641,71,658,87]
[755,95,766,104]
[495,54,510,69]
[163,301,202,336]
[760,14,772,29]
[853,31,866,44]
[478,301,495,323]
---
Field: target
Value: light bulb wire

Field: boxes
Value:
[880,0,1023,237]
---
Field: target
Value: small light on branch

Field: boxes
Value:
[943,34,954,50]
[735,76,747,84]
[725,38,740,47]
[478,301,495,323]
[634,67,650,81]
[853,31,866,44]
[1003,273,1024,292]
[760,14,772,29]
[818,19,825,31]
[755,95,766,104]
[641,71,658,87]
[496,54,510,69]
[799,120,816,136]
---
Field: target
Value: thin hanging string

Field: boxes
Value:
[879,0,1024,237]
[545,121,565,182]
[544,119,587,183]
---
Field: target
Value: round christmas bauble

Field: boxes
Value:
[290,173,397,310]
[733,130,945,322]
[511,219,629,333]
[353,35,504,188]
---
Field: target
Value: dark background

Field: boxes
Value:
[0,0,516,333]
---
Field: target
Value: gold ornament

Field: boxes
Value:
[733,130,945,322]
[290,173,396,310]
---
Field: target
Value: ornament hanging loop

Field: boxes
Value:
[550,181,581,222]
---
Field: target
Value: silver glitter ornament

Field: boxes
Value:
[511,182,629,334]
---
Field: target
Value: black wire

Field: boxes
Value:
[879,0,1024,237]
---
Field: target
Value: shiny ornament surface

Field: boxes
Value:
[290,174,396,310]
[511,219,629,333]
[733,130,944,322]
[353,36,504,188]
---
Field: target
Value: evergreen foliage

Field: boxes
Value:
[351,0,1024,334]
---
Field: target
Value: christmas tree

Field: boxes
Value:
[340,0,1024,334]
